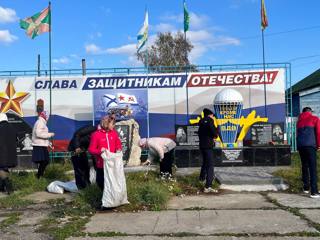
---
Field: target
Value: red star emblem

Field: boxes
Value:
[119,95,125,101]
[0,80,30,116]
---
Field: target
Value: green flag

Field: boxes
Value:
[184,0,190,32]
[20,6,50,39]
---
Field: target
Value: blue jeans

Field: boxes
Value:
[299,147,318,194]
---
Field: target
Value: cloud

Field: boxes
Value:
[0,6,18,23]
[53,57,70,64]
[153,23,176,33]
[106,44,136,55]
[85,43,106,54]
[0,30,17,43]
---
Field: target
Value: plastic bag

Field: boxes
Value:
[47,181,78,194]
[89,166,96,184]
[101,150,129,207]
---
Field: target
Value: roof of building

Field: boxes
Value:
[292,68,320,94]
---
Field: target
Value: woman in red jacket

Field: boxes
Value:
[88,115,122,191]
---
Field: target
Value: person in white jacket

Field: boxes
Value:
[139,137,176,176]
[31,111,54,178]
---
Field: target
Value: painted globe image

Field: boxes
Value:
[213,89,243,147]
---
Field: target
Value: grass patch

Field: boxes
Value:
[273,152,320,193]
[0,212,22,229]
[44,163,72,182]
[37,194,94,240]
[0,162,73,209]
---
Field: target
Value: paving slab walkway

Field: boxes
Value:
[167,193,276,209]
[268,193,320,208]
[84,209,316,235]
[300,209,320,224]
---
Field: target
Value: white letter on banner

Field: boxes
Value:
[162,77,170,86]
[191,76,201,86]
[234,75,243,84]
[96,79,104,88]
[209,76,217,85]
[88,79,96,89]
[153,77,162,87]
[217,75,226,85]
[201,76,209,85]
[118,78,126,88]
[251,74,260,83]
[127,78,135,88]
[171,77,182,86]
[226,75,234,85]
[243,74,250,84]
[135,77,144,87]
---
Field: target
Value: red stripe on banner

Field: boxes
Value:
[187,70,279,87]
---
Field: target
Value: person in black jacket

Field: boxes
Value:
[198,108,219,193]
[0,113,17,194]
[68,125,98,189]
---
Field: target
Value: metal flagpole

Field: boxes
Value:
[262,29,267,117]
[145,8,150,139]
[48,1,54,163]
[184,0,189,122]
[49,1,52,118]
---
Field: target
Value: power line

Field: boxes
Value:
[238,25,320,40]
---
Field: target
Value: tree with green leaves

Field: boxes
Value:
[137,32,195,72]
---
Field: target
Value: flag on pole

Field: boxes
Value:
[261,0,268,30]
[137,11,148,53]
[184,0,190,32]
[20,6,50,39]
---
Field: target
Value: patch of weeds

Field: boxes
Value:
[74,184,102,210]
[0,212,22,229]
[10,171,48,193]
[0,193,33,209]
[123,171,171,211]
[176,171,219,194]
[44,163,72,181]
[38,196,94,240]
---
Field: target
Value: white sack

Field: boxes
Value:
[101,151,129,208]
[47,181,78,194]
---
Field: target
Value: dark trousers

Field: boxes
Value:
[299,147,318,194]
[200,148,215,188]
[160,149,174,175]
[71,152,90,190]
[37,160,49,178]
[96,168,104,191]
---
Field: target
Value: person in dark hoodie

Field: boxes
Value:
[297,107,320,198]
[198,108,219,193]
[68,124,98,190]
[0,113,17,194]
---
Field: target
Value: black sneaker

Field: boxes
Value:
[310,193,320,199]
